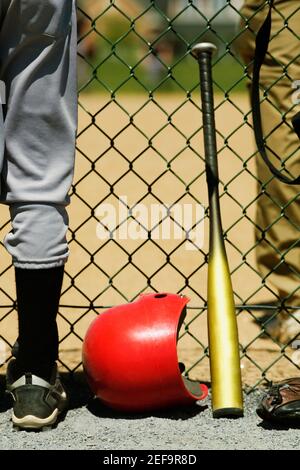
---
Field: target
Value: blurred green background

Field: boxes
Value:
[78,0,247,95]
[79,54,247,95]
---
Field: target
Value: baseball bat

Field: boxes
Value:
[192,43,243,417]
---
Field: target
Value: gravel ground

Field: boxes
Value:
[0,374,299,451]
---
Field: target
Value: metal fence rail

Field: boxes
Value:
[0,0,299,391]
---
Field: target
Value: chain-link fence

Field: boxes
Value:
[0,0,300,391]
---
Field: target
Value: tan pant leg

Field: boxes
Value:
[237,0,300,305]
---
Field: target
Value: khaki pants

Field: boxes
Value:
[237,0,300,306]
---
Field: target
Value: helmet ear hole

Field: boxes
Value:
[154,293,167,299]
[183,377,207,399]
[176,307,206,400]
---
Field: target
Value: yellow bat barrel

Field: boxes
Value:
[208,222,243,416]
[192,42,243,417]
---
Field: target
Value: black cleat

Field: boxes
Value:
[6,359,68,430]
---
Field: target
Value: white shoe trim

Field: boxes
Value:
[9,374,52,391]
[12,409,59,429]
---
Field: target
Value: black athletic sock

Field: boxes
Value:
[14,266,64,382]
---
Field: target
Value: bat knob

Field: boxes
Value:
[191,42,218,60]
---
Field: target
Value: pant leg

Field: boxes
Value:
[5,203,70,268]
[0,0,77,268]
[237,0,300,305]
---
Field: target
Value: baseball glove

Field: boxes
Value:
[257,378,300,422]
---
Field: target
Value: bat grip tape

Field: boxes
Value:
[198,52,219,184]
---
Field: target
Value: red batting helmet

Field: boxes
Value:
[82,292,208,412]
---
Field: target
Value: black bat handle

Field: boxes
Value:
[192,43,218,186]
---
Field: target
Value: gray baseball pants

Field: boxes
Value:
[0,0,77,268]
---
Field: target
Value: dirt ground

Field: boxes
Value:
[0,91,298,388]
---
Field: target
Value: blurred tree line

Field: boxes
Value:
[77,0,246,94]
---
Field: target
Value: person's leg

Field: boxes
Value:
[0,0,77,429]
[237,0,300,341]
[237,0,300,422]
[255,1,300,305]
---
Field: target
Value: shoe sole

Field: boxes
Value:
[12,408,59,430]
[11,391,68,430]
[257,407,300,424]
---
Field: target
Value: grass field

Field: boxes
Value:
[78,50,247,95]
